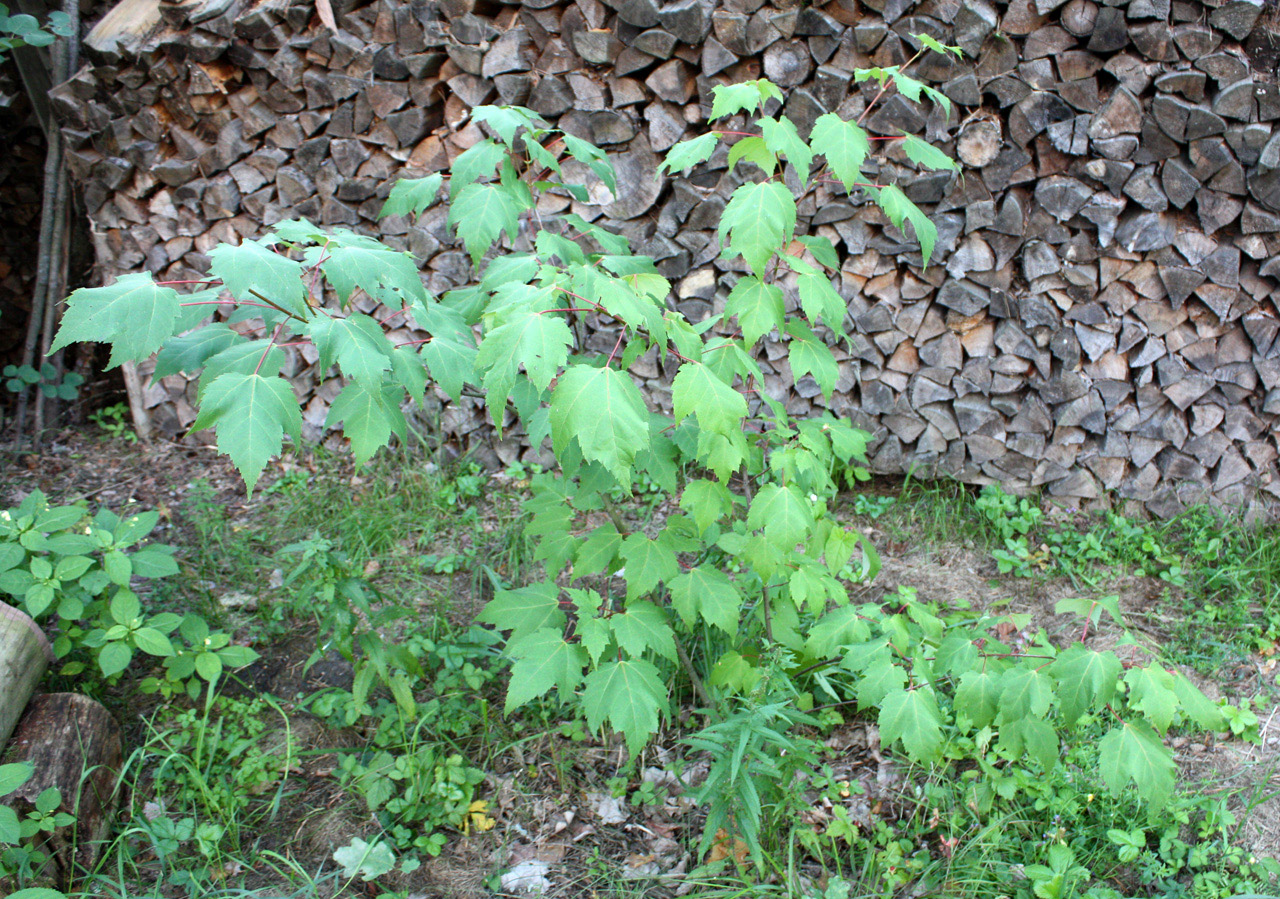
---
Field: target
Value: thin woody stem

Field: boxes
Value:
[180,300,274,310]
[554,286,606,310]
[253,321,286,376]
[856,50,925,127]
[605,330,625,367]
[247,289,307,323]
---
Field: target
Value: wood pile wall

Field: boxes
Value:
[49,0,1280,517]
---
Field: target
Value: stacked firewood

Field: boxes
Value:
[48,0,1280,516]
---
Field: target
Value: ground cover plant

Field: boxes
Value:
[19,52,1280,899]
[3,438,1280,899]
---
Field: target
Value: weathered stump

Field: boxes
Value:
[3,693,123,886]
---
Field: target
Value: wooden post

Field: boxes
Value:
[3,694,123,887]
[0,601,54,748]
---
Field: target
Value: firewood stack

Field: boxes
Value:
[47,0,1280,517]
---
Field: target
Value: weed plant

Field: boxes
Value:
[860,482,1280,676]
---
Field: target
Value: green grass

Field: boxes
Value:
[857,477,995,551]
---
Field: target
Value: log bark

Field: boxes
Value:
[2,693,123,887]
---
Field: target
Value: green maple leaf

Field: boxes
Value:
[189,372,302,492]
[857,653,907,709]
[747,483,816,548]
[379,173,443,218]
[669,567,741,634]
[810,113,871,193]
[450,140,507,197]
[524,133,562,176]
[52,273,183,368]
[562,133,616,197]
[582,659,668,757]
[308,314,394,384]
[536,229,587,265]
[390,345,427,406]
[999,715,1059,772]
[797,234,839,269]
[414,303,477,403]
[1123,663,1177,734]
[572,591,612,663]
[526,492,579,575]
[480,253,540,293]
[914,32,963,59]
[724,276,784,347]
[634,418,679,493]
[609,600,676,662]
[997,665,1055,724]
[1098,720,1176,807]
[472,106,545,147]
[574,522,624,578]
[797,270,847,336]
[504,628,588,710]
[727,136,777,176]
[759,115,812,184]
[322,242,426,309]
[1050,645,1120,726]
[955,669,1001,729]
[1171,673,1226,731]
[870,183,938,268]
[208,239,307,316]
[448,182,524,265]
[784,319,838,399]
[935,633,980,676]
[582,268,667,344]
[891,70,925,103]
[789,563,841,615]
[679,478,736,534]
[196,340,285,399]
[879,687,943,762]
[271,218,326,245]
[153,323,242,378]
[619,533,679,600]
[665,314,705,363]
[719,180,795,277]
[549,365,649,490]
[475,308,573,423]
[804,605,871,658]
[478,582,564,641]
[1055,595,1125,628]
[563,212,631,254]
[707,338,763,387]
[902,133,958,172]
[659,132,719,176]
[710,79,784,121]
[325,379,406,465]
[671,361,747,439]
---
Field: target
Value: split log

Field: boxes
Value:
[0,603,53,748]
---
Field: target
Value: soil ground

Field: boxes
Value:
[3,428,1279,897]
